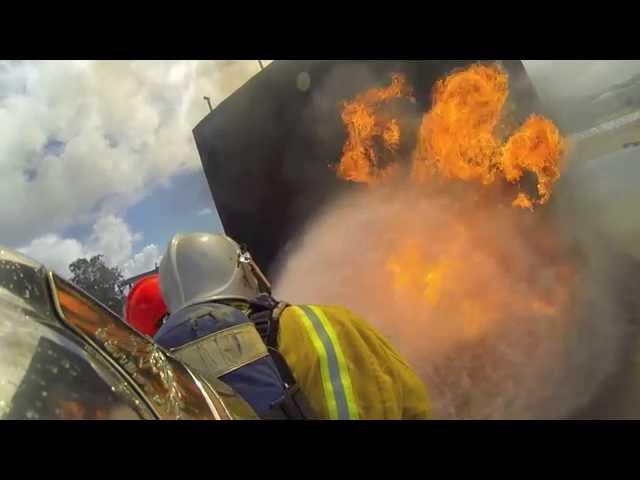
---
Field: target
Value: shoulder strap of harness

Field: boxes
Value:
[248,294,316,420]
[248,294,288,351]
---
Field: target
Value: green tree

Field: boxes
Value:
[68,255,125,315]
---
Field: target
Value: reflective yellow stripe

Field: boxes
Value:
[309,306,359,420]
[291,306,338,419]
[292,305,359,420]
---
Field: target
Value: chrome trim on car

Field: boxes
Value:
[182,367,225,420]
[46,271,162,419]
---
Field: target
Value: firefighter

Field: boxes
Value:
[154,232,432,420]
[125,274,168,337]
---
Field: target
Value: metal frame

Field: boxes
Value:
[120,266,159,290]
[46,271,162,419]
[183,368,225,420]
[47,271,230,420]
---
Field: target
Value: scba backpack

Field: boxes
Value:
[154,298,314,419]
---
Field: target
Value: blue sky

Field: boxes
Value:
[61,168,225,258]
[124,169,224,250]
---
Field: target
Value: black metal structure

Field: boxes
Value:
[121,266,159,290]
[193,60,540,277]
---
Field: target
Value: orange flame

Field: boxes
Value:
[383,208,575,344]
[512,192,534,210]
[337,63,565,208]
[338,74,414,184]
[501,114,565,206]
[385,239,454,307]
[412,63,508,186]
[412,63,565,207]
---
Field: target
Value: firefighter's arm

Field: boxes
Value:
[387,353,432,420]
[362,322,432,419]
[324,305,433,419]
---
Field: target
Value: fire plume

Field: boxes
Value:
[412,63,508,186]
[338,74,414,184]
[385,238,454,307]
[337,63,565,208]
[501,114,565,206]
[383,205,574,344]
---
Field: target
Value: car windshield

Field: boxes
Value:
[0,300,154,420]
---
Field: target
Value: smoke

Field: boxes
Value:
[273,175,633,419]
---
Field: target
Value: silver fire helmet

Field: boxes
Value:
[159,233,271,313]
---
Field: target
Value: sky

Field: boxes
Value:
[522,60,640,131]
[1,60,638,280]
[0,60,271,279]
[523,60,640,103]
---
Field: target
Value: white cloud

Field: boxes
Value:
[18,234,85,277]
[121,244,162,279]
[88,215,139,267]
[0,60,265,248]
[18,214,162,279]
